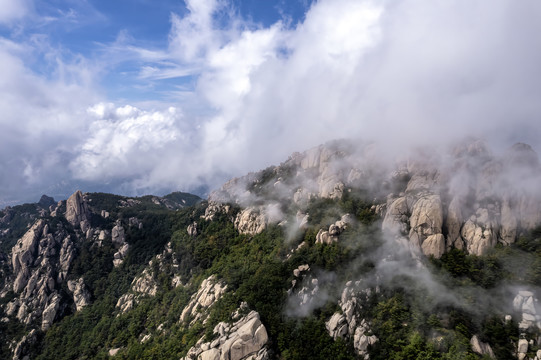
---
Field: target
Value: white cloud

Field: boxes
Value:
[71,104,182,181]
[0,0,31,24]
[3,0,541,204]
[64,0,541,199]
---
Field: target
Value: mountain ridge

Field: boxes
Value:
[1,138,541,359]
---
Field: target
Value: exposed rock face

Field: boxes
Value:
[287,265,321,315]
[325,281,378,359]
[111,220,129,267]
[421,234,446,259]
[12,220,45,293]
[131,269,158,297]
[67,278,91,311]
[381,140,541,256]
[41,294,60,330]
[316,214,352,244]
[187,221,198,236]
[182,310,269,360]
[234,207,267,235]
[65,190,91,229]
[180,275,227,324]
[111,221,126,245]
[6,219,75,330]
[11,329,38,360]
[382,196,410,236]
[202,202,231,221]
[518,339,529,360]
[209,139,541,259]
[116,269,159,314]
[116,293,136,314]
[470,335,495,359]
[408,195,443,249]
[513,290,541,330]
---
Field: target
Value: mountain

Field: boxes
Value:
[1,138,541,359]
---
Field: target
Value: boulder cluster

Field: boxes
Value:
[182,308,269,360]
[325,281,378,359]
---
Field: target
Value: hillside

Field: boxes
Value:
[1,139,541,359]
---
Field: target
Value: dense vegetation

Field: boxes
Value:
[2,188,541,359]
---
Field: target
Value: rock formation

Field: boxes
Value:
[325,281,378,358]
[513,290,541,331]
[182,309,269,360]
[316,214,352,244]
[234,207,267,235]
[6,218,76,330]
[208,139,541,258]
[112,220,129,267]
[470,335,495,359]
[180,275,227,324]
[67,278,91,311]
[65,190,91,230]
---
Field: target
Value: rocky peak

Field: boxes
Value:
[65,190,91,229]
[38,194,56,209]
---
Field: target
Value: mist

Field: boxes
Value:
[1,0,541,206]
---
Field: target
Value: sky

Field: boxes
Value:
[1,0,541,206]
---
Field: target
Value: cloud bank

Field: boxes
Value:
[2,0,541,204]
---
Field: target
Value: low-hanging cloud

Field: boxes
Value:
[2,0,541,204]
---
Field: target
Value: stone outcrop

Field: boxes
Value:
[187,222,198,236]
[12,220,45,293]
[315,214,353,244]
[116,269,159,314]
[381,140,541,257]
[180,275,227,324]
[202,202,231,221]
[513,290,541,331]
[470,335,495,359]
[517,338,529,360]
[116,293,136,314]
[67,278,91,311]
[325,281,378,359]
[181,309,269,360]
[207,139,541,258]
[11,329,38,360]
[65,190,91,230]
[287,265,321,315]
[6,219,75,330]
[112,220,129,267]
[131,269,158,297]
[234,207,267,235]
[408,195,443,249]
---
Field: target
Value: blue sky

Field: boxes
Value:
[1,0,541,205]
[1,0,312,102]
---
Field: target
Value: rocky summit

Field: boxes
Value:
[1,139,541,359]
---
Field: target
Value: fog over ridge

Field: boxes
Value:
[1,0,541,205]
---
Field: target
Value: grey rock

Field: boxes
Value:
[470,335,495,359]
[12,329,38,360]
[182,310,268,360]
[67,278,91,311]
[180,275,227,324]
[65,190,90,228]
[234,207,267,235]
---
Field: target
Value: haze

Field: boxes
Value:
[1,0,540,205]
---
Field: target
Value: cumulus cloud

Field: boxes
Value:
[0,35,99,205]
[0,0,31,24]
[3,0,541,204]
[69,104,192,194]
